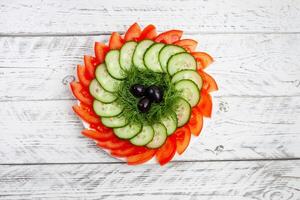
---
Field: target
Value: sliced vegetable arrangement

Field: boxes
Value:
[70,23,218,165]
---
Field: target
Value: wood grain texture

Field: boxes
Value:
[0,160,299,199]
[0,96,299,164]
[1,34,300,101]
[1,0,300,35]
[0,0,299,199]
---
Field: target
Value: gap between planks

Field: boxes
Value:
[1,157,300,166]
[1,32,300,37]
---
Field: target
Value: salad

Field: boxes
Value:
[70,23,218,165]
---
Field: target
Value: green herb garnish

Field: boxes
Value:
[116,67,180,124]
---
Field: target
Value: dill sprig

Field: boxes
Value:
[116,67,180,124]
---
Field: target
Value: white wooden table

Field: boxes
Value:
[1,0,300,199]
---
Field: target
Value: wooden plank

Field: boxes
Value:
[1,34,300,101]
[0,96,299,164]
[0,0,300,35]
[0,160,299,199]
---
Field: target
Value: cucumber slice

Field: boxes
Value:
[105,50,126,80]
[130,125,154,146]
[95,64,121,93]
[133,40,154,70]
[101,114,128,128]
[120,41,137,71]
[173,97,191,127]
[144,43,165,72]
[93,100,123,117]
[146,123,167,149]
[89,79,117,103]
[160,111,178,136]
[159,45,186,72]
[167,52,197,76]
[171,69,203,90]
[114,122,142,139]
[175,80,200,107]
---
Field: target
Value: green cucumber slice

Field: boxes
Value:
[93,100,123,117]
[144,43,165,72]
[167,52,197,76]
[95,64,122,93]
[159,45,186,72]
[133,40,154,70]
[120,41,137,71]
[160,111,178,136]
[113,122,142,139]
[175,80,200,107]
[101,114,128,128]
[130,125,154,146]
[146,123,167,149]
[171,69,203,90]
[89,79,117,103]
[105,50,126,79]
[173,97,191,127]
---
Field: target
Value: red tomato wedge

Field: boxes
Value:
[196,91,213,118]
[188,109,203,136]
[127,149,157,165]
[70,82,93,106]
[72,104,101,125]
[84,55,98,79]
[174,126,191,155]
[192,52,214,70]
[94,42,109,64]
[82,129,115,142]
[77,65,91,88]
[124,23,142,42]
[139,24,157,41]
[173,39,198,52]
[97,137,130,150]
[156,136,177,165]
[111,146,147,158]
[198,70,218,93]
[90,122,111,133]
[155,30,183,44]
[109,32,124,50]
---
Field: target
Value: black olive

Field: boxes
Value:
[138,97,152,113]
[130,84,146,97]
[145,85,164,103]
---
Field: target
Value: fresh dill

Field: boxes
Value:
[116,67,180,124]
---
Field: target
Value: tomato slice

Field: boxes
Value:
[111,146,147,158]
[139,24,157,41]
[84,55,98,79]
[174,126,191,155]
[70,82,93,106]
[82,129,115,142]
[127,149,157,165]
[72,104,101,124]
[124,23,142,42]
[111,146,136,157]
[94,42,109,64]
[187,109,203,136]
[156,136,177,165]
[198,70,218,92]
[90,122,111,133]
[191,52,214,70]
[174,39,198,52]
[109,32,124,50]
[77,64,91,88]
[97,137,129,150]
[196,91,212,118]
[155,30,183,44]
